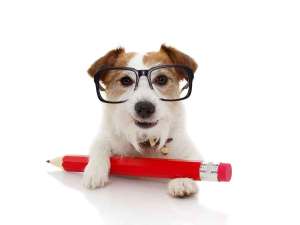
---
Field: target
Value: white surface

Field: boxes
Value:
[0,0,300,224]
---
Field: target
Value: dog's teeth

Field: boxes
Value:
[149,137,158,147]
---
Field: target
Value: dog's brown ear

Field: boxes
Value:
[87,47,125,77]
[160,44,197,72]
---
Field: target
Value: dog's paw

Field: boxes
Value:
[83,163,109,189]
[168,178,198,198]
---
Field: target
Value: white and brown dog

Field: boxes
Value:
[83,45,203,197]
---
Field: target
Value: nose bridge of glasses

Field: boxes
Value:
[135,69,153,89]
[137,70,149,77]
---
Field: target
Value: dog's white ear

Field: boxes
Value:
[88,47,125,77]
[160,44,198,73]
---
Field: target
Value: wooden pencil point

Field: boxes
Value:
[47,157,63,168]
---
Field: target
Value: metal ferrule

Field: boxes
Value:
[200,162,219,181]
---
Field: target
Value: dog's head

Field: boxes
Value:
[88,45,197,153]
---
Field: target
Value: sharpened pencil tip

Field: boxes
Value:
[46,157,62,168]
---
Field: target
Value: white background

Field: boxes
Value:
[0,0,299,224]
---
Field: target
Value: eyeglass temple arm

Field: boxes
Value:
[180,83,189,93]
[98,83,106,91]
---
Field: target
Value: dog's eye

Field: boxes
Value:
[120,76,134,87]
[154,74,168,86]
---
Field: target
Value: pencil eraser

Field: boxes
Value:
[217,163,232,182]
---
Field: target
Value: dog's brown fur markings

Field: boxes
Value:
[160,44,198,73]
[88,48,136,85]
[144,45,197,81]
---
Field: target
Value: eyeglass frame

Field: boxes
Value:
[93,64,194,104]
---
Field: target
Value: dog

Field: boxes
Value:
[83,44,203,197]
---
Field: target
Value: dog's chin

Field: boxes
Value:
[118,115,171,154]
[132,118,160,153]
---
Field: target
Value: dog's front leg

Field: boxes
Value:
[83,138,111,189]
[168,178,198,197]
[167,137,202,197]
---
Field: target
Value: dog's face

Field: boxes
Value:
[88,45,197,153]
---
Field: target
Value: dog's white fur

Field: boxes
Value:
[83,53,203,197]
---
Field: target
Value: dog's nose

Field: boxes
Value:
[135,101,155,119]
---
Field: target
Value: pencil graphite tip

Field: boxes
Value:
[46,157,63,168]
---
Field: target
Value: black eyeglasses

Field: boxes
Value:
[93,64,194,104]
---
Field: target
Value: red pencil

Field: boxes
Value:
[47,155,232,182]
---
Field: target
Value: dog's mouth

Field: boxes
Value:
[134,119,158,129]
